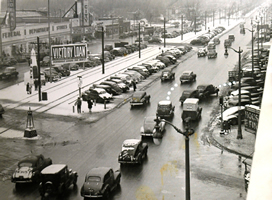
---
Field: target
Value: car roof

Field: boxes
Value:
[123,139,140,146]
[182,70,192,74]
[158,100,171,105]
[133,91,146,97]
[223,106,245,115]
[41,164,66,174]
[86,167,111,177]
[183,98,199,104]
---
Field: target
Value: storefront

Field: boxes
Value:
[1,21,71,58]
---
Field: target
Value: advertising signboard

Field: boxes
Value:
[244,105,260,134]
[7,0,16,31]
[51,44,87,64]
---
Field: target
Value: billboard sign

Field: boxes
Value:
[7,0,16,31]
[83,0,89,26]
[244,105,260,134]
[51,44,87,64]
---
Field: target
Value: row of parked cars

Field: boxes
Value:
[190,26,226,45]
[218,46,268,127]
[82,45,193,104]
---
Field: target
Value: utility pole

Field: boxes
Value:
[139,23,141,58]
[164,18,166,47]
[181,15,183,40]
[101,26,105,74]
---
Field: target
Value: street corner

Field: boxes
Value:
[211,124,255,158]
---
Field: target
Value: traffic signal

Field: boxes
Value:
[33,66,38,79]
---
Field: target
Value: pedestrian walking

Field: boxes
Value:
[29,84,32,94]
[34,79,38,91]
[132,79,137,91]
[26,82,30,94]
[87,99,93,112]
[74,97,82,113]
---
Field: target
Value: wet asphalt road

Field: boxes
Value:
[0,19,254,200]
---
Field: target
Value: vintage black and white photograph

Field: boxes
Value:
[0,0,271,199]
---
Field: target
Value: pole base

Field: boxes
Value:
[24,128,37,138]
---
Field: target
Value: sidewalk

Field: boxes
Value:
[210,117,255,158]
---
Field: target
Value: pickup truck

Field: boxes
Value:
[0,67,19,79]
[207,49,217,59]
[81,167,121,199]
[180,71,196,83]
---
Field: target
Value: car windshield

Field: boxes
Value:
[98,90,106,94]
[182,72,190,76]
[197,86,206,90]
[182,91,191,97]
[87,176,101,182]
[19,162,33,167]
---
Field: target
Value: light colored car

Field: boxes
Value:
[219,106,246,125]
[118,139,148,165]
[11,154,52,187]
[140,116,166,137]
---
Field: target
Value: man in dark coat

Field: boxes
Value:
[87,99,93,112]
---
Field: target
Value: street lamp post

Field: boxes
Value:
[156,116,194,200]
[164,18,166,47]
[241,21,255,77]
[224,47,243,139]
[181,15,183,40]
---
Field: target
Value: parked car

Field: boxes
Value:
[107,78,130,92]
[219,106,246,125]
[38,164,78,198]
[43,68,61,82]
[118,139,148,165]
[156,100,175,118]
[140,116,166,137]
[197,48,207,57]
[155,56,171,66]
[180,71,196,83]
[127,67,149,78]
[100,81,123,95]
[182,98,202,121]
[40,56,50,67]
[62,63,79,71]
[197,84,219,98]
[82,88,113,103]
[0,104,4,118]
[92,84,118,96]
[160,69,175,81]
[148,37,162,43]
[0,67,19,79]
[80,167,121,199]
[110,74,132,86]
[11,154,52,187]
[123,70,144,83]
[130,91,150,108]
[179,89,200,105]
[53,65,70,76]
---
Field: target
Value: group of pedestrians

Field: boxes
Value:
[74,97,93,114]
